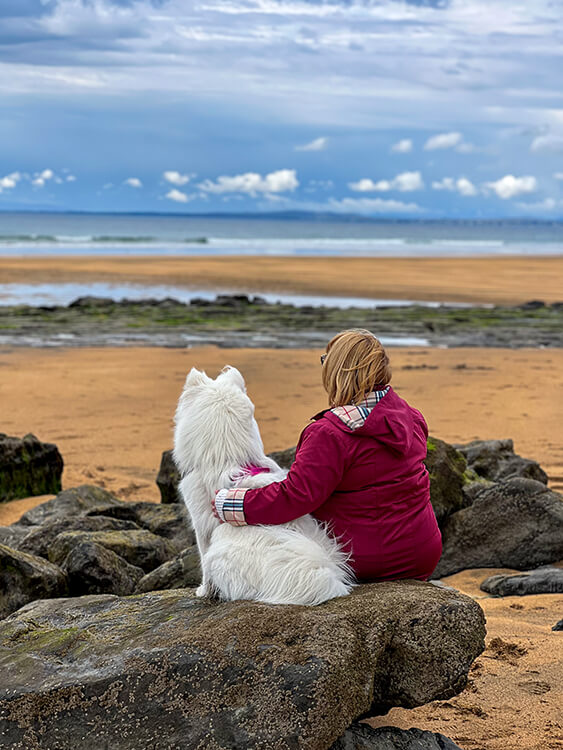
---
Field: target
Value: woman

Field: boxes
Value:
[213,329,442,582]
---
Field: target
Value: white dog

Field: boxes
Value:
[173,365,353,605]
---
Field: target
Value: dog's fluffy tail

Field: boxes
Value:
[206,523,354,606]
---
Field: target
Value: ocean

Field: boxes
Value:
[0,212,562,258]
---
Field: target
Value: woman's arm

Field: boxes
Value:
[214,421,348,526]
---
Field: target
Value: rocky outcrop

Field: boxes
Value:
[0,544,67,619]
[330,724,462,749]
[135,546,201,593]
[48,529,177,572]
[156,449,181,504]
[434,478,563,578]
[17,484,121,526]
[62,541,144,596]
[86,500,194,551]
[0,581,485,750]
[0,525,36,551]
[424,436,473,526]
[480,567,563,596]
[0,433,63,502]
[18,515,140,559]
[454,438,548,484]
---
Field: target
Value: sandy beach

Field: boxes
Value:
[2,255,563,304]
[1,251,562,750]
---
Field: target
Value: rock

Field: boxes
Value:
[17,484,121,527]
[62,541,144,596]
[18,515,140,559]
[424,436,472,526]
[267,445,297,469]
[454,438,548,484]
[135,546,201,593]
[48,529,177,572]
[480,567,563,596]
[330,723,463,749]
[0,433,63,502]
[0,544,67,620]
[434,478,563,578]
[68,296,113,308]
[0,581,485,750]
[552,619,563,631]
[87,501,194,551]
[156,449,181,504]
[0,526,36,551]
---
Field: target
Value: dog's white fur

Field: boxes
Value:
[173,365,353,605]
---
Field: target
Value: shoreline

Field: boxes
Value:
[1,255,563,305]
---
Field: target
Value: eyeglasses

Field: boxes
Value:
[320,353,327,365]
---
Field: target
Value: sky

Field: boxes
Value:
[1,0,563,218]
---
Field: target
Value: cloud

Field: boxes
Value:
[530,134,563,153]
[32,168,55,187]
[66,174,77,182]
[554,172,563,180]
[165,188,192,203]
[485,175,538,199]
[424,132,463,151]
[124,177,142,188]
[295,137,328,152]
[0,171,21,190]
[198,169,299,195]
[517,198,563,212]
[432,176,478,196]
[328,197,422,214]
[163,170,190,186]
[391,139,413,154]
[349,171,424,192]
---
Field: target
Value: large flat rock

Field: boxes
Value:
[0,581,485,750]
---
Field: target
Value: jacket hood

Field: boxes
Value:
[319,387,417,455]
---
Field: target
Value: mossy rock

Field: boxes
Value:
[48,529,177,573]
[62,541,144,596]
[425,436,472,527]
[0,543,67,619]
[0,433,63,503]
[0,581,485,750]
[17,485,122,527]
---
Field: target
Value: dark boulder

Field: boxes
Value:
[424,436,474,526]
[0,433,63,502]
[267,445,297,469]
[0,526,36,551]
[48,529,177,572]
[62,541,144,596]
[0,543,67,619]
[18,515,140,559]
[0,581,485,750]
[87,501,194,551]
[553,619,563,631]
[156,449,181,504]
[480,567,563,596]
[330,723,463,749]
[454,438,548,484]
[135,546,201,593]
[434,478,563,578]
[17,485,121,527]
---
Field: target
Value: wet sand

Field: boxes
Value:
[1,344,562,750]
[1,255,563,304]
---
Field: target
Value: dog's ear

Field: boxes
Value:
[220,365,246,392]
[184,367,210,388]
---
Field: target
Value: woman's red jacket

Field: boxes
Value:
[241,387,442,581]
